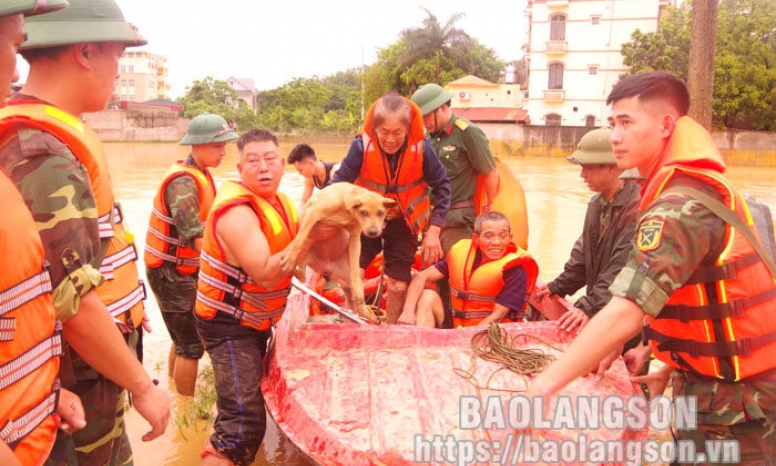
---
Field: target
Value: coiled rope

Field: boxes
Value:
[454,322,562,392]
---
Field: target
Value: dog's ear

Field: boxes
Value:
[383,198,398,209]
[346,195,364,212]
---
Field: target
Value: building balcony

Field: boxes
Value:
[543,89,565,102]
[545,40,567,55]
[546,0,569,8]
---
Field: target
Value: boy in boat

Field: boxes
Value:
[144,113,237,397]
[1,1,170,463]
[531,127,643,359]
[411,83,500,328]
[527,71,776,462]
[286,142,340,205]
[398,211,538,328]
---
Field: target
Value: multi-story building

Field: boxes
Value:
[524,0,669,126]
[115,50,170,102]
[226,77,258,111]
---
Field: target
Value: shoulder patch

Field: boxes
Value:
[637,218,665,252]
[454,119,469,131]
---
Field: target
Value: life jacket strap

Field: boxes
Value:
[658,287,776,322]
[0,268,52,319]
[0,382,59,446]
[0,325,63,391]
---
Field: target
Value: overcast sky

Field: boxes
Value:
[92,0,528,98]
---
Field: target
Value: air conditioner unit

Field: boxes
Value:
[458,91,470,100]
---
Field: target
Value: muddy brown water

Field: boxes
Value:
[104,142,776,465]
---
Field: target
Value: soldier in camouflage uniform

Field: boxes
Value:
[145,113,237,397]
[411,83,500,328]
[526,71,776,464]
[0,1,170,465]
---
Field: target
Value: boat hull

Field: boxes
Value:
[263,289,647,466]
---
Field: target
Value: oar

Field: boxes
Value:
[291,277,368,325]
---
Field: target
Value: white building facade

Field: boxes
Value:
[115,50,170,102]
[524,0,668,126]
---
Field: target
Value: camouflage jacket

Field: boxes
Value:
[163,153,207,249]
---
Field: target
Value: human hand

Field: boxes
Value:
[420,227,442,266]
[57,388,86,433]
[623,343,652,376]
[557,306,589,332]
[632,365,673,398]
[532,280,551,300]
[593,348,621,381]
[141,314,152,334]
[131,381,171,441]
[397,308,416,326]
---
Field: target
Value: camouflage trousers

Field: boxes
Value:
[45,329,141,466]
[671,369,776,465]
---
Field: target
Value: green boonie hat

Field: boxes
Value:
[0,0,69,17]
[19,0,146,50]
[179,113,238,146]
[567,127,616,165]
[411,83,454,115]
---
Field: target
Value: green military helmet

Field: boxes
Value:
[567,127,616,165]
[411,83,454,115]
[179,113,239,146]
[19,0,146,50]
[0,0,69,17]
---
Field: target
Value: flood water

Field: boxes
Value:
[106,141,776,465]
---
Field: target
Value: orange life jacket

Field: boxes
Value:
[0,102,146,333]
[641,117,776,381]
[355,97,430,235]
[195,181,298,331]
[144,162,216,275]
[0,172,62,466]
[448,239,538,328]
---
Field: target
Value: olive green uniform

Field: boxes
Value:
[146,154,206,360]
[428,114,496,253]
[611,176,776,464]
[0,118,138,465]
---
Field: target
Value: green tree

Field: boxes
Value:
[179,77,258,131]
[620,0,776,130]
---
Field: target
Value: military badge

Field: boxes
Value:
[637,218,664,252]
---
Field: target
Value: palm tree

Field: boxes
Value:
[399,8,473,90]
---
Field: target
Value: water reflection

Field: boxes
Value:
[106,142,776,465]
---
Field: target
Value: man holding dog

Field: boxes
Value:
[331,92,451,325]
[399,211,537,328]
[527,71,776,462]
[145,113,237,397]
[195,129,301,465]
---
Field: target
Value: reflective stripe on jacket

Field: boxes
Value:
[448,239,538,328]
[0,102,146,332]
[354,97,430,235]
[195,181,298,331]
[642,117,776,381]
[0,173,62,465]
[144,162,216,275]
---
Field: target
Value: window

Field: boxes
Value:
[589,66,599,75]
[550,14,566,41]
[591,15,601,25]
[585,115,596,127]
[120,79,126,87]
[548,63,564,90]
[128,65,134,72]
[129,79,135,87]
[545,114,562,126]
[120,65,126,73]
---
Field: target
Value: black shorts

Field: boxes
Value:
[359,218,418,282]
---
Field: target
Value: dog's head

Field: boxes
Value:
[346,191,397,238]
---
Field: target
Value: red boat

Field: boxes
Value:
[262,281,648,466]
